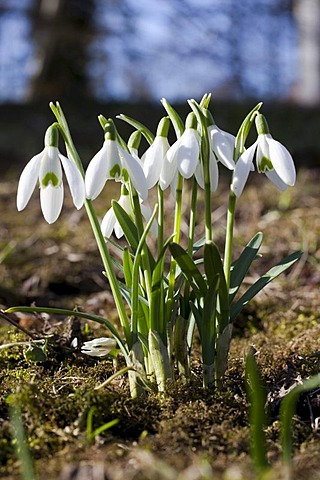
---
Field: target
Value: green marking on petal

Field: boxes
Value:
[41,172,59,187]
[258,156,273,173]
[110,164,121,179]
[121,168,129,183]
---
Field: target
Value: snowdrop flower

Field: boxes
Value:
[81,337,117,357]
[142,117,170,189]
[160,113,200,190]
[194,118,235,192]
[17,125,85,224]
[85,119,148,201]
[101,185,156,238]
[207,115,236,170]
[232,113,296,197]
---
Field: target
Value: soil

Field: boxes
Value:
[0,166,319,480]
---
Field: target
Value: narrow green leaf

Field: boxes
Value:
[112,200,139,251]
[201,275,219,367]
[169,243,207,296]
[160,98,184,138]
[131,205,158,336]
[229,232,263,302]
[204,241,229,332]
[216,324,233,381]
[116,113,155,145]
[112,200,156,270]
[231,250,303,322]
[281,374,320,465]
[189,302,203,338]
[123,247,133,288]
[150,248,167,333]
[245,348,269,473]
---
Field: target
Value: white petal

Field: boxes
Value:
[85,141,120,200]
[100,207,117,237]
[59,154,85,209]
[142,136,169,189]
[256,135,270,171]
[176,129,200,179]
[40,183,64,224]
[209,125,235,169]
[266,138,296,186]
[265,170,288,191]
[231,142,257,197]
[195,162,204,189]
[81,337,116,357]
[209,150,219,192]
[17,152,42,211]
[114,221,124,239]
[159,149,178,190]
[119,147,148,200]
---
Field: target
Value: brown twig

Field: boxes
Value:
[0,309,37,340]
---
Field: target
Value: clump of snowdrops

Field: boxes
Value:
[7,94,301,397]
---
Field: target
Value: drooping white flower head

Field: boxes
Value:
[101,185,156,239]
[160,112,200,190]
[141,117,170,189]
[17,125,85,224]
[85,119,148,201]
[81,337,117,357]
[208,124,236,170]
[232,113,296,197]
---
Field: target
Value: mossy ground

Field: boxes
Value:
[0,167,319,480]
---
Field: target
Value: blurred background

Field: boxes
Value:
[1,0,320,174]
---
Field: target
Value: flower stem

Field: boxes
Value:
[157,184,164,256]
[188,178,198,256]
[50,102,131,345]
[223,189,237,289]
[166,173,183,323]
[85,199,131,346]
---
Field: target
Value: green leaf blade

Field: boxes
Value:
[231,250,303,322]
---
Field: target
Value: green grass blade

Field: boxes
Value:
[230,250,302,322]
[281,374,320,465]
[229,232,263,302]
[9,405,36,480]
[245,349,269,474]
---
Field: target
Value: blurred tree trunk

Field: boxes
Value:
[27,0,95,100]
[293,0,320,105]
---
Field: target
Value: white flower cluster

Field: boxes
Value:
[17,102,296,231]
